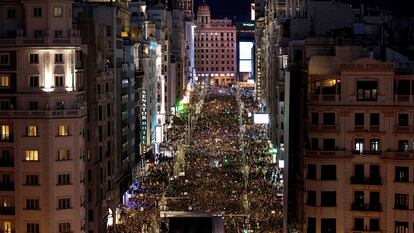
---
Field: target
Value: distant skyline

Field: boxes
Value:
[193,0,414,20]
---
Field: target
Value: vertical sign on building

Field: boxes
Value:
[256,48,262,102]
[140,89,147,154]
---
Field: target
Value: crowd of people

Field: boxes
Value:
[117,84,283,232]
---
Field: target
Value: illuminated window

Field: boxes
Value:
[25,126,38,136]
[25,150,39,161]
[57,149,70,161]
[1,125,10,140]
[0,74,10,87]
[53,7,62,17]
[58,125,69,136]
[3,221,12,233]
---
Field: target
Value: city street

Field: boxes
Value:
[119,85,283,233]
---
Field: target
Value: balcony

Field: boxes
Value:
[352,203,381,212]
[0,158,14,167]
[0,32,81,47]
[0,108,86,119]
[310,94,341,104]
[0,183,14,191]
[0,207,15,215]
[351,176,382,185]
[308,124,339,132]
[0,134,13,142]
[382,151,414,159]
[352,150,382,156]
[394,95,414,104]
[352,230,381,233]
[393,125,411,132]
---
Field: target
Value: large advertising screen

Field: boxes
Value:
[239,42,254,73]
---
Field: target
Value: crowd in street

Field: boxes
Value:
[121,84,283,232]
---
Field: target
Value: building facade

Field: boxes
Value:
[195,4,237,86]
[305,49,414,233]
[0,0,86,232]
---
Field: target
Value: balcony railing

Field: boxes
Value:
[0,207,15,215]
[308,124,339,131]
[0,183,14,191]
[393,125,411,132]
[351,176,382,185]
[352,150,382,156]
[310,94,341,103]
[352,203,381,212]
[382,151,414,159]
[0,108,86,119]
[0,134,13,142]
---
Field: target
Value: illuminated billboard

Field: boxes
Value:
[239,42,253,72]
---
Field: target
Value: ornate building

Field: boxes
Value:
[195,3,237,86]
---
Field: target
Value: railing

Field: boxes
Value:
[0,134,13,142]
[382,151,414,159]
[352,229,381,233]
[351,176,382,185]
[352,150,382,156]
[0,108,86,119]
[393,125,411,132]
[310,94,340,103]
[0,207,15,215]
[0,183,14,191]
[308,124,339,131]
[352,203,381,211]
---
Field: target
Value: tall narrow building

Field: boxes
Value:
[0,0,86,232]
[74,1,134,232]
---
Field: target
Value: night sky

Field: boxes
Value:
[194,0,253,21]
[193,0,414,20]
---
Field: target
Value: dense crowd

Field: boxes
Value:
[113,85,283,232]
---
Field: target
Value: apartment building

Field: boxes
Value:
[195,3,237,86]
[305,48,414,233]
[74,1,136,232]
[0,0,86,232]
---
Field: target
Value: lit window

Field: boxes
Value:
[1,125,10,140]
[26,126,38,136]
[58,125,69,136]
[3,221,11,233]
[57,149,70,161]
[25,150,39,161]
[0,74,10,87]
[53,7,63,17]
